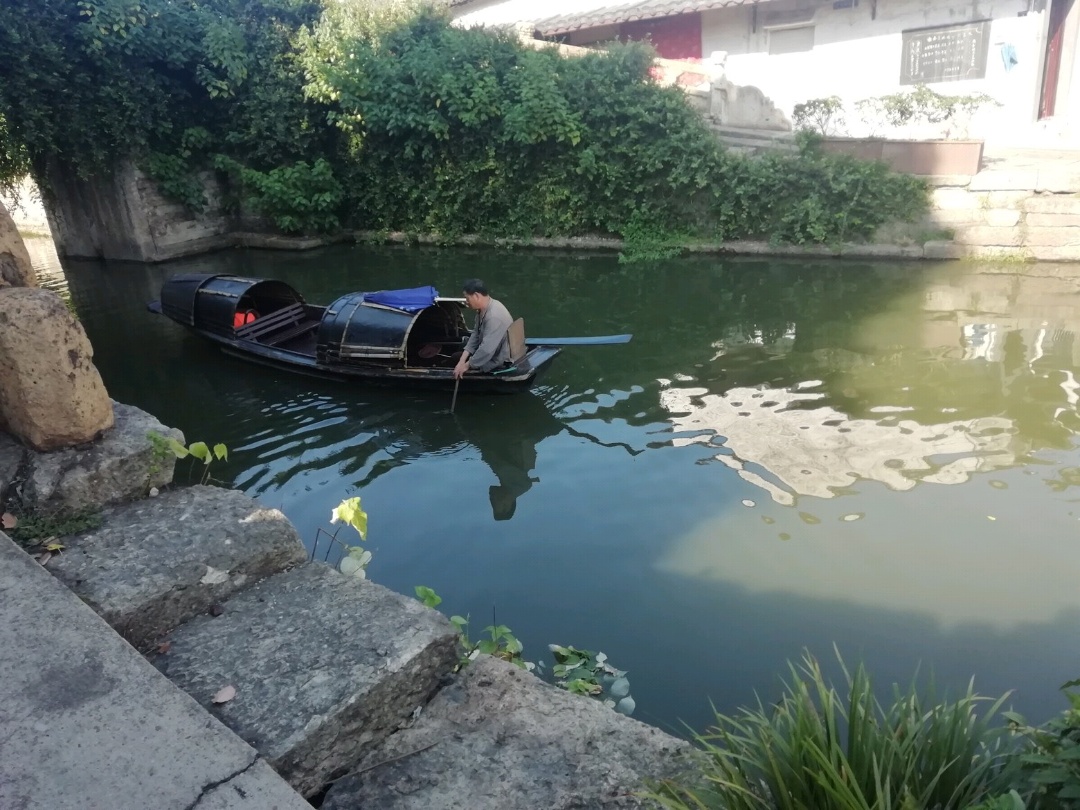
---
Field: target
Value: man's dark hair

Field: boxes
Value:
[462,278,488,296]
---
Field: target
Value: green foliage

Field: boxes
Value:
[1003,680,1080,809]
[549,645,635,715]
[793,96,845,136]
[713,141,929,246]
[147,430,228,486]
[9,506,103,546]
[650,650,1018,810]
[858,85,1001,138]
[414,585,442,609]
[1,3,929,248]
[213,155,343,234]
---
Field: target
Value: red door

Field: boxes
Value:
[621,14,702,60]
[1041,0,1075,119]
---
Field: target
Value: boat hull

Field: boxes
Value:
[199,329,559,393]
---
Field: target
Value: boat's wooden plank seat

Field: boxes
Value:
[235,302,316,346]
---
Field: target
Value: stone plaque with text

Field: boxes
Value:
[900,20,990,84]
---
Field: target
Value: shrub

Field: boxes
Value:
[650,651,1019,810]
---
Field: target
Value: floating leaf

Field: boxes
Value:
[339,555,367,578]
[414,586,442,609]
[213,443,229,461]
[1,512,16,529]
[212,685,236,704]
[615,696,636,716]
[609,677,631,699]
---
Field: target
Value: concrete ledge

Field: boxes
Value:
[0,533,309,810]
[153,563,460,797]
[48,485,307,650]
[323,655,692,810]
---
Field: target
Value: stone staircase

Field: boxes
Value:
[4,406,689,808]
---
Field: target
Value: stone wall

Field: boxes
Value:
[42,159,234,262]
[926,180,1080,262]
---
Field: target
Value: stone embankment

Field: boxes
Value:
[926,165,1080,262]
[1,404,690,809]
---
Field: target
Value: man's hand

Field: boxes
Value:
[453,361,468,380]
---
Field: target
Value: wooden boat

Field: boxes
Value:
[148,274,631,392]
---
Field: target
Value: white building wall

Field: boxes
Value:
[701,0,1048,143]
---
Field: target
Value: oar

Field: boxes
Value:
[450,376,461,414]
[524,334,632,346]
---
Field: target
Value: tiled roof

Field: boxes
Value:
[534,0,768,36]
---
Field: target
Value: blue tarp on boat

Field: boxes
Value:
[363,286,439,313]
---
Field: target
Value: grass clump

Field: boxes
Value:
[651,650,1018,810]
[9,506,103,548]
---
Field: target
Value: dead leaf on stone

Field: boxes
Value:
[200,565,230,585]
[45,542,64,553]
[157,641,172,654]
[1,512,16,530]
[212,685,236,704]
[36,551,53,566]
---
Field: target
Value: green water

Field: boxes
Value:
[30,237,1080,734]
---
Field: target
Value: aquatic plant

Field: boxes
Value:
[649,650,1018,810]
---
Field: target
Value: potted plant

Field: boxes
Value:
[797,86,999,176]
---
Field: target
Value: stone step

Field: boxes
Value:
[151,562,460,798]
[48,484,307,650]
[0,534,310,810]
[322,655,691,810]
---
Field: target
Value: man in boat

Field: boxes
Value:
[453,278,514,379]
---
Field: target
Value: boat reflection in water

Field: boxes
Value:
[235,385,635,525]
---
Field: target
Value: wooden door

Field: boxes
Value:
[1041,0,1075,119]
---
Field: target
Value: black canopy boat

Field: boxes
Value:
[148,274,631,392]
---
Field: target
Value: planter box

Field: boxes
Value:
[820,137,984,177]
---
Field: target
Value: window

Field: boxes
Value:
[768,25,815,54]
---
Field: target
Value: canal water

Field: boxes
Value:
[27,237,1080,735]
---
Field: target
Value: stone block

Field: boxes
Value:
[48,484,306,650]
[930,188,984,210]
[153,563,460,797]
[1028,245,1080,261]
[23,402,184,513]
[923,175,972,188]
[923,240,968,260]
[0,287,113,451]
[968,170,1039,192]
[984,209,1023,227]
[322,656,692,810]
[0,534,309,810]
[962,246,1033,261]
[1023,227,1080,248]
[1023,195,1080,215]
[1037,173,1080,193]
[1026,213,1080,227]
[986,191,1033,208]
[952,226,1024,246]
[927,209,986,226]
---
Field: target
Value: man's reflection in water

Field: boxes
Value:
[454,395,553,522]
[457,393,640,521]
